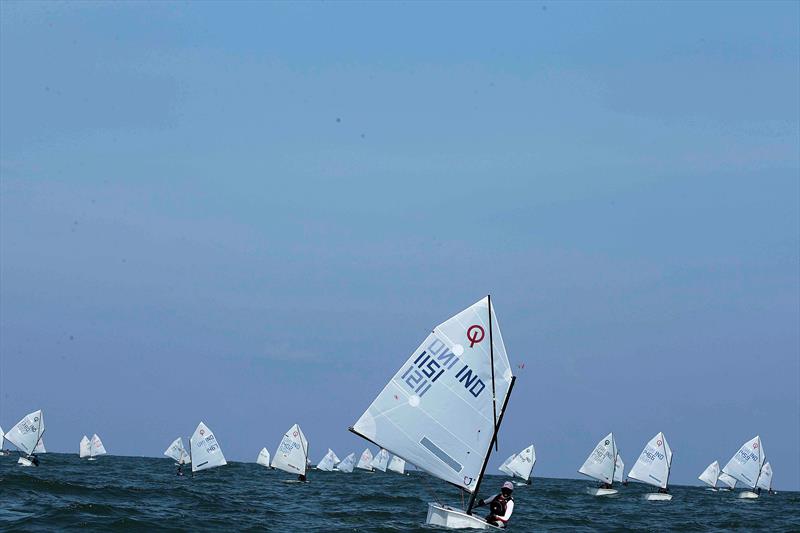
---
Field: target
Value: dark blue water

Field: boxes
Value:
[0,453,797,531]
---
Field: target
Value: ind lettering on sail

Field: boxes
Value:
[351,297,513,492]
[722,435,764,489]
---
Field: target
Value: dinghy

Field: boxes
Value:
[356,448,374,472]
[350,296,516,530]
[698,460,720,490]
[498,454,516,476]
[190,422,227,473]
[164,437,191,465]
[502,445,535,486]
[271,423,309,481]
[371,448,390,472]
[718,472,737,491]
[316,449,341,472]
[614,453,624,484]
[756,462,773,494]
[257,447,272,468]
[0,425,9,456]
[721,435,765,499]
[388,455,406,475]
[337,453,357,473]
[88,434,107,461]
[578,433,619,496]
[628,432,673,501]
[5,410,45,467]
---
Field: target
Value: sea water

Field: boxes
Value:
[0,453,797,531]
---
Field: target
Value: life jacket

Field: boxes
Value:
[490,493,512,517]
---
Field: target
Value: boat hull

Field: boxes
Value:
[17,457,34,467]
[586,487,618,496]
[644,493,673,501]
[738,491,759,499]
[87,457,97,461]
[425,503,502,530]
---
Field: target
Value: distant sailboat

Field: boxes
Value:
[718,472,737,491]
[190,422,227,473]
[370,448,390,472]
[388,455,406,475]
[356,448,374,472]
[164,437,191,465]
[501,445,535,485]
[6,410,45,467]
[33,438,46,454]
[89,434,107,460]
[0,425,7,455]
[337,453,357,473]
[498,453,516,476]
[756,462,773,493]
[257,448,272,468]
[722,435,765,499]
[316,449,341,472]
[628,432,673,501]
[350,296,516,530]
[614,453,624,484]
[578,433,619,496]
[698,460,721,490]
[271,423,309,481]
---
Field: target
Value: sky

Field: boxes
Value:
[1,1,798,490]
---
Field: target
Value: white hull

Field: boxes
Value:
[644,493,673,501]
[87,457,97,461]
[738,491,759,499]
[586,487,618,497]
[17,457,34,467]
[425,503,502,530]
[705,487,719,492]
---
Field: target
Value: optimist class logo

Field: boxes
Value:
[753,442,759,449]
[199,429,205,436]
[656,439,662,446]
[467,325,485,347]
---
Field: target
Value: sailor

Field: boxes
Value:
[298,474,307,482]
[657,486,669,494]
[476,481,514,528]
[30,454,40,466]
[176,463,184,476]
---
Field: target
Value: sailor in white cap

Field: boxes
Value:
[476,480,515,527]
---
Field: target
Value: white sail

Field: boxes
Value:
[498,453,516,476]
[338,453,356,473]
[506,444,535,481]
[352,297,514,493]
[756,462,772,491]
[722,436,765,489]
[388,455,406,474]
[33,438,46,454]
[317,449,340,471]
[698,460,720,488]
[356,448,374,471]
[271,423,308,476]
[90,434,107,457]
[628,432,672,489]
[371,448,391,472]
[0,425,4,447]
[257,447,271,467]
[165,438,190,464]
[5,410,45,455]
[718,472,737,489]
[579,433,617,484]
[614,453,624,483]
[190,422,227,472]
[80,435,91,458]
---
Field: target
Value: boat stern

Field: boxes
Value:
[426,503,494,530]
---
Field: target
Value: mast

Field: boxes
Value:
[488,295,498,451]
[467,375,516,515]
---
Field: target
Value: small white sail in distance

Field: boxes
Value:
[628,432,673,489]
[0,425,4,447]
[498,453,516,476]
[578,433,617,484]
[33,438,46,454]
[164,438,190,464]
[506,445,535,481]
[350,296,515,495]
[91,434,107,457]
[371,448,391,472]
[190,422,227,472]
[698,461,720,488]
[718,472,737,489]
[271,423,308,476]
[338,453,356,473]
[257,448,271,467]
[317,449,340,471]
[388,455,406,474]
[80,435,91,458]
[721,435,764,489]
[356,448,374,471]
[5,410,45,455]
[756,462,772,491]
[614,453,624,483]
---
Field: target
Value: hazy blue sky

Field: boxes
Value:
[1,1,798,490]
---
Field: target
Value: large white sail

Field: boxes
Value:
[498,454,516,476]
[721,436,764,489]
[388,455,406,474]
[371,448,391,472]
[5,410,45,455]
[257,447,271,467]
[579,433,617,484]
[338,453,356,473]
[165,438,190,464]
[33,438,46,454]
[356,448,374,471]
[756,462,772,491]
[317,449,340,471]
[698,460,720,488]
[718,472,737,489]
[80,435,91,458]
[271,423,308,476]
[614,453,624,483]
[190,422,227,472]
[628,432,672,489]
[506,444,535,481]
[351,297,514,493]
[91,434,107,457]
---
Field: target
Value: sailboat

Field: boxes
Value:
[338,453,357,473]
[0,425,9,456]
[721,435,765,499]
[614,453,624,484]
[628,432,673,501]
[5,410,45,467]
[698,460,720,490]
[388,455,406,475]
[257,447,272,468]
[164,437,191,465]
[190,422,227,473]
[316,449,341,471]
[501,445,535,486]
[80,434,107,460]
[271,423,309,481]
[718,472,737,491]
[356,448,374,472]
[579,433,619,496]
[33,438,46,454]
[370,448,391,472]
[350,296,516,530]
[756,462,773,494]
